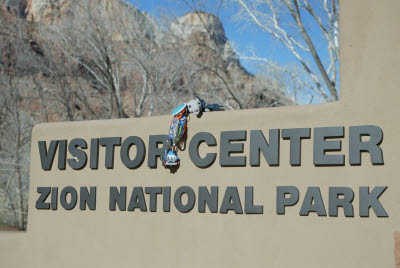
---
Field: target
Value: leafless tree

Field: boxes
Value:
[33,24,103,121]
[0,11,32,230]
[118,4,210,117]
[0,0,297,230]
[44,0,128,118]
[230,0,339,102]
[167,4,293,109]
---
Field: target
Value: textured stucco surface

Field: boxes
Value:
[1,0,400,267]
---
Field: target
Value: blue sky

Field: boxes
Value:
[129,0,296,72]
[127,0,339,103]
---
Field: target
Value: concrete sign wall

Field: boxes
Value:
[1,0,400,267]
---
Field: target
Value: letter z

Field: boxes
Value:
[36,187,51,209]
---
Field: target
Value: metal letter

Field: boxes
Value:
[67,138,88,170]
[276,186,299,215]
[148,135,169,168]
[38,140,58,170]
[245,186,263,214]
[80,187,96,210]
[313,127,344,166]
[90,138,99,169]
[145,187,162,212]
[189,132,217,168]
[349,125,384,165]
[250,129,279,166]
[121,136,145,169]
[329,187,354,217]
[60,186,77,210]
[174,186,196,213]
[300,187,327,216]
[51,187,58,210]
[109,187,126,211]
[100,137,121,169]
[220,131,246,167]
[281,128,311,166]
[36,187,51,209]
[359,186,388,217]
[198,186,218,213]
[128,187,147,212]
[220,187,243,214]
[163,187,171,212]
[58,140,67,170]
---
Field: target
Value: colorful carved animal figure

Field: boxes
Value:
[162,96,224,167]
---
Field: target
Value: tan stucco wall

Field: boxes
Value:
[1,0,400,267]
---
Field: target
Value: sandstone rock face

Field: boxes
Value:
[4,0,241,72]
[1,0,289,113]
[24,0,70,23]
[122,2,162,43]
[5,0,28,17]
[170,12,226,44]
[21,0,246,72]
[170,12,247,74]
[21,0,161,42]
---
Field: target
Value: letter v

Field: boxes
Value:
[38,140,58,170]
